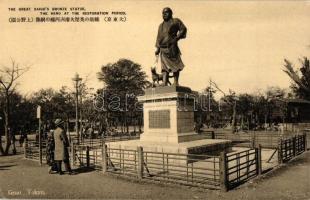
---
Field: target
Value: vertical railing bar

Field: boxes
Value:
[121,149,124,174]
[123,150,125,174]
[119,149,121,173]
[108,146,110,168]
[145,151,148,164]
[213,157,216,181]
[135,151,137,171]
[235,153,238,183]
[246,150,249,179]
[95,148,97,166]
[237,153,240,183]
[166,153,169,179]
[284,140,289,159]
[191,162,194,184]
[162,153,165,176]
[186,161,189,184]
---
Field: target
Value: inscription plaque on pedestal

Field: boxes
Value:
[149,110,170,128]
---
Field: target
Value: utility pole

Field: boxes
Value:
[37,105,42,166]
[232,98,237,133]
[72,73,82,144]
[80,88,83,143]
[209,79,212,112]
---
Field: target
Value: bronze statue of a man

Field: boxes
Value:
[155,7,187,86]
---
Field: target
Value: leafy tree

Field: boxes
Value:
[204,85,289,131]
[97,59,150,133]
[264,86,288,124]
[53,86,75,121]
[30,88,57,123]
[77,77,98,135]
[1,92,37,153]
[10,92,36,132]
[265,86,286,100]
[252,94,269,126]
[30,87,75,130]
[283,57,310,100]
[236,94,254,129]
[98,59,149,94]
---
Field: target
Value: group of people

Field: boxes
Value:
[46,118,74,175]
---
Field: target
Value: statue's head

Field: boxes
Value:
[162,7,173,21]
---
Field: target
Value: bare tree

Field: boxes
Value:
[0,59,30,155]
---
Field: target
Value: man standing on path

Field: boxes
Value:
[155,7,187,86]
[53,118,73,175]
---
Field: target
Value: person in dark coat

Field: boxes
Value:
[9,127,17,155]
[46,131,57,173]
[53,118,73,175]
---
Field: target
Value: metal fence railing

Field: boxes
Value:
[143,151,221,189]
[208,131,295,149]
[295,134,306,155]
[71,144,102,168]
[24,132,307,191]
[106,148,138,176]
[70,135,140,148]
[24,140,47,162]
[278,134,306,163]
[224,148,261,190]
[252,134,281,149]
[103,135,140,143]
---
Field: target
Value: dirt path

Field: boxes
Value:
[0,151,309,199]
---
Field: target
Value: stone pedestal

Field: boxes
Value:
[138,86,202,143]
[109,86,232,159]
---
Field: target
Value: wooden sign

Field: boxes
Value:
[36,105,41,119]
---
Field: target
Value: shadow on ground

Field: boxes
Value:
[0,164,16,170]
[73,167,96,174]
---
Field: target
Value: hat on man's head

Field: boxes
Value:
[54,118,64,127]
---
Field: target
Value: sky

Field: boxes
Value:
[0,0,309,98]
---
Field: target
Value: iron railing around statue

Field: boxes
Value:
[142,150,221,189]
[208,131,296,149]
[72,143,263,191]
[278,134,307,163]
[71,143,102,169]
[24,140,47,162]
[70,134,140,147]
[101,146,222,190]
[222,147,262,191]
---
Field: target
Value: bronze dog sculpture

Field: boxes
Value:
[151,67,172,87]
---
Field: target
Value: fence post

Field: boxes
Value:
[251,132,255,148]
[70,142,75,167]
[278,139,283,164]
[102,144,108,173]
[211,131,215,139]
[219,151,228,192]
[137,146,144,179]
[24,140,28,158]
[86,146,90,167]
[293,136,296,157]
[304,133,307,151]
[256,144,262,175]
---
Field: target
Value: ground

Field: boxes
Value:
[0,150,309,199]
